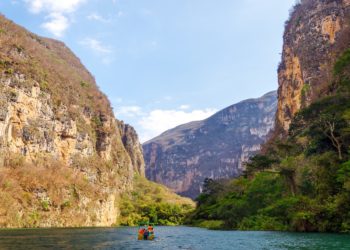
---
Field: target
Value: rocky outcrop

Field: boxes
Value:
[0,15,141,227]
[143,91,277,198]
[118,121,145,176]
[277,0,350,133]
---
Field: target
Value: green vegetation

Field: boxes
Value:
[119,175,194,226]
[334,48,350,76]
[301,83,310,97]
[39,80,49,91]
[4,68,13,75]
[193,220,224,230]
[41,200,50,211]
[188,49,350,232]
[80,81,90,88]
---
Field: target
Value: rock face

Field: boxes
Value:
[143,91,277,198]
[118,121,145,176]
[0,15,143,227]
[277,0,350,133]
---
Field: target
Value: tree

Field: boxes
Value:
[291,95,350,160]
[319,114,343,160]
[245,155,277,176]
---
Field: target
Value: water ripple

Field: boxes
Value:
[0,226,349,250]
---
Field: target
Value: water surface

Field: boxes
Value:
[0,226,349,250]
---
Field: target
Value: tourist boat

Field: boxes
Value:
[138,225,155,240]
[138,232,155,240]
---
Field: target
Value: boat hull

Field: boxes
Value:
[138,234,155,240]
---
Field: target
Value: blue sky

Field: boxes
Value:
[1,0,295,142]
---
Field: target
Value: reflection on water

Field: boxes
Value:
[0,226,349,250]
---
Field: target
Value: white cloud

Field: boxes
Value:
[114,105,217,143]
[138,108,217,142]
[80,38,112,55]
[79,38,114,64]
[179,105,190,110]
[115,106,143,118]
[41,13,69,37]
[87,13,110,23]
[25,0,85,14]
[23,0,86,36]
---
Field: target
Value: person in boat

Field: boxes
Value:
[143,226,149,240]
[138,227,145,236]
[148,225,154,233]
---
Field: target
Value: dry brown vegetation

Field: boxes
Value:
[0,14,112,128]
[0,14,138,228]
[0,152,116,228]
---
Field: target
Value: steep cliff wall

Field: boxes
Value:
[0,15,142,227]
[277,0,350,133]
[143,92,277,198]
[118,121,145,176]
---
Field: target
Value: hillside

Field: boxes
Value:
[189,0,350,232]
[119,175,194,226]
[0,14,192,228]
[144,91,277,198]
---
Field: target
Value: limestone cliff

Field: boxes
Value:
[143,91,277,198]
[118,121,145,176]
[0,15,142,227]
[277,0,350,133]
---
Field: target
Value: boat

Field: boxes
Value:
[138,232,155,240]
[137,225,155,240]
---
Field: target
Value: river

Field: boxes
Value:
[0,226,349,249]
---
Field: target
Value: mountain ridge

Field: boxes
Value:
[146,91,276,145]
[143,91,277,198]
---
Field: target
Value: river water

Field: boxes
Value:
[0,226,349,250]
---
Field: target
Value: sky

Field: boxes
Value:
[0,0,296,142]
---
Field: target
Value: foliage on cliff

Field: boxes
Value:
[119,175,195,226]
[0,153,118,228]
[0,14,112,119]
[188,48,350,232]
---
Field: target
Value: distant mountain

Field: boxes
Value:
[143,91,277,198]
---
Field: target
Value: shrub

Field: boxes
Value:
[4,68,13,75]
[195,220,224,230]
[334,49,350,76]
[118,175,194,226]
[41,200,50,211]
[238,215,287,231]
